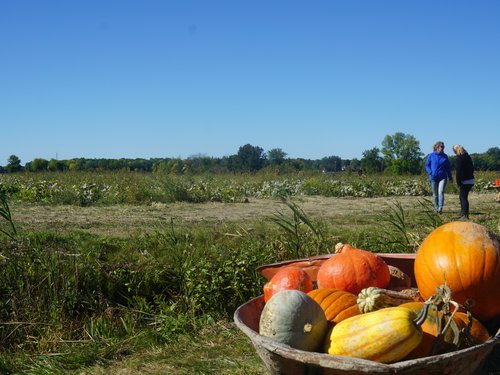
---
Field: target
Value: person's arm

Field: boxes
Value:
[425,154,432,175]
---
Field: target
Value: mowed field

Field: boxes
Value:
[11,193,500,237]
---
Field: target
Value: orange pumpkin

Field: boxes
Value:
[307,288,360,324]
[316,243,391,294]
[263,266,313,303]
[400,301,459,359]
[414,221,500,322]
[453,312,491,346]
[400,302,491,359]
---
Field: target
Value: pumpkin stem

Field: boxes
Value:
[425,284,463,354]
[414,300,431,326]
[334,243,344,253]
[440,300,460,336]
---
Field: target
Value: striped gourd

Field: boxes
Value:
[325,305,428,363]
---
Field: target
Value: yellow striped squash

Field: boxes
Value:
[325,306,425,363]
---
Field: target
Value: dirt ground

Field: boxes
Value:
[9,193,499,237]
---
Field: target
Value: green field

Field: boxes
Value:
[1,171,499,374]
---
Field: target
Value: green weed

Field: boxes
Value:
[0,193,17,240]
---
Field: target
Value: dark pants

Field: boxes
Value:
[459,184,473,217]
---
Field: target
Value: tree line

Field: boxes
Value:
[2,133,499,174]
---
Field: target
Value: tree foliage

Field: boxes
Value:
[6,155,22,173]
[267,148,287,166]
[2,140,499,175]
[381,133,423,174]
[234,144,266,172]
[361,147,383,173]
[319,156,343,172]
[28,158,49,172]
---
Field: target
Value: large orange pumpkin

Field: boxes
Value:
[307,288,360,324]
[414,221,500,322]
[263,266,313,303]
[316,243,391,294]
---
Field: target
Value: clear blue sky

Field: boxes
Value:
[1,1,499,165]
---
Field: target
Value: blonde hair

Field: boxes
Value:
[453,144,467,155]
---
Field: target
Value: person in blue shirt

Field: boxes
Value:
[425,141,453,214]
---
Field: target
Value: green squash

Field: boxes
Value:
[259,290,327,351]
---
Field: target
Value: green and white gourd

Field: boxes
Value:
[259,289,327,351]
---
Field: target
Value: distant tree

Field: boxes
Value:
[222,155,237,172]
[30,158,49,172]
[127,159,152,172]
[107,159,124,170]
[67,160,77,171]
[83,159,99,171]
[484,147,500,170]
[69,158,85,171]
[381,133,423,174]
[48,159,66,171]
[361,147,383,173]
[152,160,169,173]
[282,158,307,172]
[6,155,22,173]
[267,148,287,166]
[97,159,110,170]
[486,147,500,157]
[320,156,342,172]
[186,154,218,174]
[341,159,351,171]
[236,144,266,172]
[346,158,361,173]
[167,158,185,175]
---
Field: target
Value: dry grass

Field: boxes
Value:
[10,193,499,237]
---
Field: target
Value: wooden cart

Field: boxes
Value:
[234,254,500,375]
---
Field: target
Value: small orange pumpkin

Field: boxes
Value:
[308,288,360,324]
[316,243,391,294]
[414,221,500,322]
[400,302,491,359]
[400,301,460,359]
[453,312,491,346]
[263,266,313,303]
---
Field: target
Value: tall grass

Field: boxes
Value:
[0,193,17,240]
[270,198,328,258]
[0,219,279,372]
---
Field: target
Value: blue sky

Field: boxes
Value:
[1,1,499,165]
